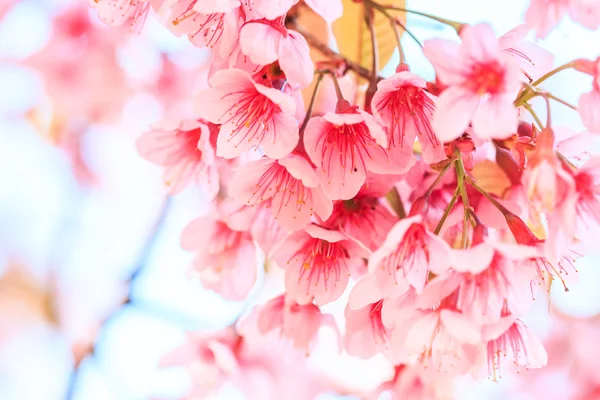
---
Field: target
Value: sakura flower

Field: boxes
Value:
[371,364,455,400]
[445,240,539,321]
[423,23,521,141]
[576,57,600,132]
[568,0,600,32]
[160,327,242,398]
[524,0,568,39]
[253,0,298,20]
[524,128,576,213]
[498,24,555,82]
[368,215,451,295]
[193,0,240,14]
[323,190,398,251]
[181,212,258,301]
[228,154,333,231]
[483,311,548,380]
[344,300,392,359]
[196,68,299,159]
[239,20,314,88]
[372,71,445,165]
[136,119,219,198]
[275,224,369,306]
[573,155,600,229]
[166,0,246,54]
[304,104,407,200]
[404,307,482,374]
[257,294,339,352]
[303,0,343,22]
[92,0,156,32]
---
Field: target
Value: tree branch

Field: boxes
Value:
[286,19,374,82]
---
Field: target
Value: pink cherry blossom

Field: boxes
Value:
[498,24,555,81]
[136,118,219,198]
[372,71,445,165]
[253,0,298,20]
[483,311,548,380]
[368,215,451,295]
[239,20,314,88]
[181,212,258,300]
[323,191,398,251]
[228,154,333,231]
[524,0,569,39]
[304,104,408,200]
[577,57,600,132]
[444,240,539,321]
[404,307,482,374]
[167,0,239,49]
[92,0,157,32]
[193,0,240,14]
[304,0,343,22]
[568,0,600,32]
[275,224,368,306]
[196,68,299,159]
[423,23,521,141]
[344,300,391,359]
[257,294,338,352]
[572,155,600,229]
[371,364,454,400]
[160,327,242,397]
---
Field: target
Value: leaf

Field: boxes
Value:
[332,0,406,75]
[471,159,512,197]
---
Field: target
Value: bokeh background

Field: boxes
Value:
[1,0,600,399]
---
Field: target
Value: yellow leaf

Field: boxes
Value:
[332,0,406,76]
[471,159,512,197]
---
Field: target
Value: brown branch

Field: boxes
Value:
[286,19,374,82]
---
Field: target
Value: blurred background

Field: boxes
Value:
[1,0,600,399]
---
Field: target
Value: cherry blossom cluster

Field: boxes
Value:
[87,0,600,398]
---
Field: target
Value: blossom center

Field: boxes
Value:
[291,238,349,291]
[467,61,505,95]
[221,89,279,149]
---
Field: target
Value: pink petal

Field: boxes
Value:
[578,90,600,133]
[260,111,299,159]
[432,87,479,142]
[472,95,518,140]
[422,38,466,85]
[460,23,500,63]
[439,309,482,344]
[450,244,495,274]
[239,22,281,65]
[348,274,382,310]
[303,0,343,22]
[279,31,314,89]
[193,0,240,13]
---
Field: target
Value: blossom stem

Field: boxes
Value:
[329,71,345,101]
[386,186,406,219]
[424,159,456,197]
[368,1,463,32]
[364,2,379,112]
[515,61,577,105]
[522,102,544,131]
[299,73,325,135]
[455,151,471,248]
[367,1,423,48]
[434,187,459,235]
[286,19,374,81]
[389,17,406,64]
[468,177,510,214]
[547,93,576,110]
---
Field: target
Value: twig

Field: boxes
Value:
[287,19,374,81]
